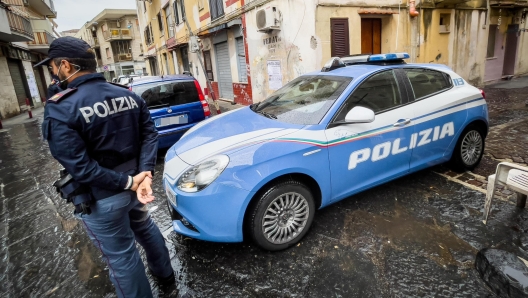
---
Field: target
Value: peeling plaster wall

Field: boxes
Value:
[245,0,319,103]
[419,9,451,65]
[514,11,528,75]
[0,57,20,119]
[449,10,487,86]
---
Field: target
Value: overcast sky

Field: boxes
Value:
[54,0,137,32]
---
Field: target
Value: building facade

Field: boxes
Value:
[0,0,57,119]
[74,9,146,82]
[136,0,528,105]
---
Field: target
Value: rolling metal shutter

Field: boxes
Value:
[7,59,29,107]
[214,41,233,100]
[33,65,46,100]
[235,37,247,82]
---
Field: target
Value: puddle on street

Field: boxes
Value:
[341,202,477,269]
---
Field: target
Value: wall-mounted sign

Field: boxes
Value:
[267,60,282,90]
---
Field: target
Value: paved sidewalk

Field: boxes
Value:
[209,99,245,115]
[0,107,44,129]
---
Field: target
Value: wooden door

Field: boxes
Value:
[361,18,381,54]
[331,18,349,57]
[503,24,519,76]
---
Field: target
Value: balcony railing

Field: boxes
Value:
[6,10,34,41]
[113,53,133,62]
[28,30,55,46]
[87,37,100,48]
[102,28,133,41]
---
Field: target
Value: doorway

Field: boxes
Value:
[361,18,381,54]
[503,24,519,77]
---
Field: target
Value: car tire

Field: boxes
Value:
[450,124,485,172]
[248,180,315,251]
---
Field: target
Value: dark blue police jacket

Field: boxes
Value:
[42,73,158,200]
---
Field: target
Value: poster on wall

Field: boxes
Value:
[25,71,41,102]
[267,60,282,90]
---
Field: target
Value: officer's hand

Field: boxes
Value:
[137,176,155,204]
[131,171,152,191]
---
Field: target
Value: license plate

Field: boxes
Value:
[165,182,177,206]
[155,114,188,127]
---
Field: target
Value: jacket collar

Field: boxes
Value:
[67,73,106,88]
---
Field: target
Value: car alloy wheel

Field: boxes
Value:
[461,130,483,166]
[248,180,315,251]
[450,124,485,172]
[261,192,310,245]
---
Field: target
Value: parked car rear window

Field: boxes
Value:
[404,68,451,100]
[252,75,352,125]
[132,81,199,109]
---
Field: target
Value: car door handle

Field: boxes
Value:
[393,119,411,127]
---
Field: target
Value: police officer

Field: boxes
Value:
[35,37,176,297]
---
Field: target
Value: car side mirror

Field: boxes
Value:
[344,106,375,123]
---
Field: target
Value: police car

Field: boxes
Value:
[163,53,488,251]
[130,75,210,148]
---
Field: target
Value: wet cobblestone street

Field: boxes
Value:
[1,79,528,297]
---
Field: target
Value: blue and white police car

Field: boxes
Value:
[163,53,488,251]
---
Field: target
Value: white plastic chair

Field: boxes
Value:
[483,162,528,224]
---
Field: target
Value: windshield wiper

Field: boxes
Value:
[256,110,277,119]
[250,102,260,111]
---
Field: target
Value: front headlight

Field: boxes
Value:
[177,155,229,192]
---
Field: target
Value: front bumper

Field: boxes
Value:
[164,177,254,243]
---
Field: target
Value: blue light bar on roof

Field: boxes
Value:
[368,52,410,62]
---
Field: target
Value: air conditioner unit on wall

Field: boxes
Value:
[256,6,281,33]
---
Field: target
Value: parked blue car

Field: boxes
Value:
[129,74,210,148]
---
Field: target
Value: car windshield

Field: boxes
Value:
[132,80,199,109]
[252,75,352,125]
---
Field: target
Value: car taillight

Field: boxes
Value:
[128,86,132,91]
[194,80,211,117]
[479,89,486,99]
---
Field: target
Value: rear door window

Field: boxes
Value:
[132,80,199,109]
[403,69,451,100]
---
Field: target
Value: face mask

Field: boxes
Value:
[56,61,81,89]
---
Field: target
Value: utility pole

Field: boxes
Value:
[183,16,221,114]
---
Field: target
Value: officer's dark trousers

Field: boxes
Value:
[76,191,173,298]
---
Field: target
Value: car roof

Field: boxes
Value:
[307,63,453,79]
[130,74,196,86]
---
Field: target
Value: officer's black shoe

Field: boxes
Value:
[153,271,176,286]
[151,271,178,297]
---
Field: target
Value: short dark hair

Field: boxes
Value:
[53,57,97,72]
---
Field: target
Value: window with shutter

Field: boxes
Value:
[209,0,224,20]
[174,0,180,24]
[330,19,349,57]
